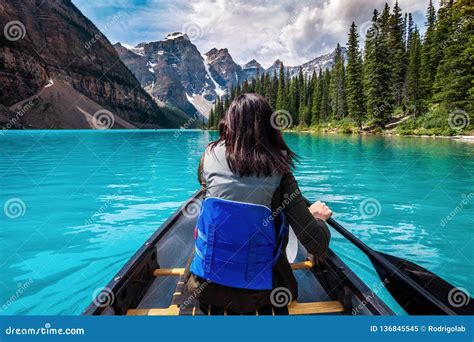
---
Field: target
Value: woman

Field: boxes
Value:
[187,93,332,315]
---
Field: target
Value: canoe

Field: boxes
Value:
[83,190,394,316]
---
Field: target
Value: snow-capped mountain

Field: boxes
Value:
[265,48,347,79]
[115,32,222,119]
[204,48,241,90]
[115,33,347,118]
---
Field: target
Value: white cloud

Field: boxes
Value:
[75,0,432,68]
[179,0,432,67]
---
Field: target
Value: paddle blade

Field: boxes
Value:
[370,252,474,315]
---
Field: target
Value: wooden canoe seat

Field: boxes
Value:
[127,300,344,316]
[152,260,314,277]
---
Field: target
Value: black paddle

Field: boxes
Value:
[303,197,474,315]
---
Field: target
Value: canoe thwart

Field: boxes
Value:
[287,300,344,314]
[290,260,314,270]
[153,268,185,276]
[153,261,313,277]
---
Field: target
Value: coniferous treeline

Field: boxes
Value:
[209,0,472,134]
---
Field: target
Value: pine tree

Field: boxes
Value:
[311,69,323,125]
[420,0,438,99]
[389,1,407,106]
[364,6,393,127]
[346,22,366,128]
[272,69,279,107]
[406,27,422,116]
[320,69,332,121]
[208,108,215,129]
[276,63,287,110]
[288,76,299,123]
[406,13,415,51]
[330,44,347,120]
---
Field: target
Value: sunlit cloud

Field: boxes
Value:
[73,0,433,68]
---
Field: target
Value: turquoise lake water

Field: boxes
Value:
[0,130,472,315]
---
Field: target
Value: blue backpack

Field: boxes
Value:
[190,197,288,290]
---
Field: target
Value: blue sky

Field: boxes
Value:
[72,0,431,68]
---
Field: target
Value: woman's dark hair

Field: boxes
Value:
[210,93,296,177]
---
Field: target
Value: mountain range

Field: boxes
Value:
[115,33,346,118]
[0,0,345,129]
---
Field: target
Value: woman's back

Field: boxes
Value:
[201,141,282,207]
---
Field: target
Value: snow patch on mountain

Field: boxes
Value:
[186,93,213,119]
[165,32,189,41]
[202,55,226,97]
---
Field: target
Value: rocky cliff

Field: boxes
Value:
[204,48,241,89]
[0,0,190,129]
[115,33,223,119]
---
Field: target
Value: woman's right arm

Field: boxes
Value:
[197,154,206,190]
[280,173,331,259]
